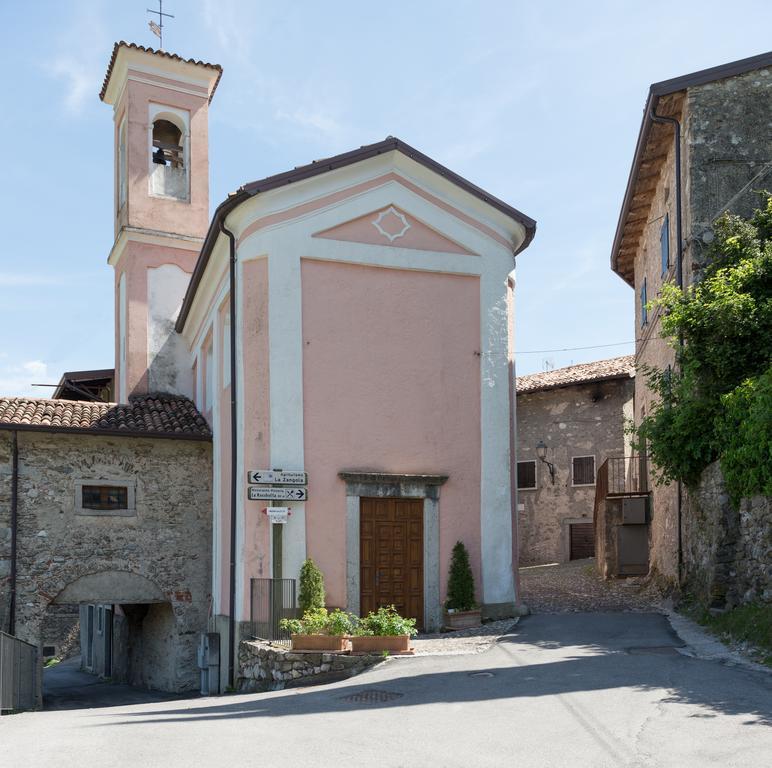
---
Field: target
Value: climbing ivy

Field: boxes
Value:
[637,192,772,503]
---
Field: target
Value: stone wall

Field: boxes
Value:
[0,430,212,694]
[237,640,384,692]
[516,377,633,564]
[683,461,771,607]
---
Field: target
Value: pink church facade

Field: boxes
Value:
[101,43,535,683]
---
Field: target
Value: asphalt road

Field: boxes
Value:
[3,613,770,767]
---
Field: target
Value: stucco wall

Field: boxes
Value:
[516,377,633,565]
[0,430,212,693]
[300,260,483,610]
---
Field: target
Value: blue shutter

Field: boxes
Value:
[640,277,648,327]
[661,213,670,275]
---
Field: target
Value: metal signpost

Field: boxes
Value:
[247,469,308,581]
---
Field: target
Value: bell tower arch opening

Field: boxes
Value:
[149,107,189,200]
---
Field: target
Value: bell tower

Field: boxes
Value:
[101,42,222,401]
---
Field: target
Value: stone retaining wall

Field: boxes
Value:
[683,461,771,607]
[237,640,384,692]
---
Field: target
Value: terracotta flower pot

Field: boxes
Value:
[444,609,482,630]
[290,634,350,652]
[350,635,411,653]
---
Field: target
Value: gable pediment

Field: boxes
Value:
[312,204,476,255]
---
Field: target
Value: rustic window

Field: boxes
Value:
[661,213,670,276]
[517,460,537,490]
[572,456,596,486]
[75,480,135,516]
[82,485,128,510]
[640,277,648,327]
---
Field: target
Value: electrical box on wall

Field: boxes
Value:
[622,496,648,525]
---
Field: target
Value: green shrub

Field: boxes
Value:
[354,605,417,637]
[636,192,772,498]
[445,540,476,611]
[716,366,772,504]
[298,558,325,614]
[279,607,355,636]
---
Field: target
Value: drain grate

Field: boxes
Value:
[627,646,683,656]
[339,689,404,704]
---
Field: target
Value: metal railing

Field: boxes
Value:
[249,578,297,647]
[0,632,37,713]
[594,456,650,521]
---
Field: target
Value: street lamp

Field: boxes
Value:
[536,440,556,485]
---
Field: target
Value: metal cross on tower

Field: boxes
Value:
[147,0,174,50]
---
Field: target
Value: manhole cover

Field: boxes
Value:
[469,671,495,678]
[627,646,682,656]
[338,689,404,704]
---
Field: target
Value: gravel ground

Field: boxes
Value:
[411,619,516,655]
[519,558,665,613]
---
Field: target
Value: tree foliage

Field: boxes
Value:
[445,540,476,611]
[298,558,325,614]
[637,192,772,502]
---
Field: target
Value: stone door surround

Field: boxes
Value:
[339,471,448,632]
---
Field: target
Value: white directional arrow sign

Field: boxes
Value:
[247,469,307,485]
[248,486,308,501]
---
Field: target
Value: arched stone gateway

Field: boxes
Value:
[52,571,166,605]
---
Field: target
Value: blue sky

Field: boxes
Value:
[0,0,770,396]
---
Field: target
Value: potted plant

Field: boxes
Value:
[444,541,481,629]
[350,605,417,653]
[298,558,326,613]
[280,608,354,651]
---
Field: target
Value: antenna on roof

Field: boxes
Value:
[147,0,174,50]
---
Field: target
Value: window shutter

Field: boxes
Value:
[661,214,670,275]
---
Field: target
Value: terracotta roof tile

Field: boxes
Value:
[0,394,211,440]
[516,355,635,394]
[99,41,223,103]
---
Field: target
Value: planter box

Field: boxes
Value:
[290,634,350,652]
[350,635,412,654]
[444,609,482,630]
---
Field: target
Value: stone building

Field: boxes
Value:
[609,50,772,584]
[516,357,634,565]
[0,396,212,701]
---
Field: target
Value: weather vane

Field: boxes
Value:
[147,0,174,50]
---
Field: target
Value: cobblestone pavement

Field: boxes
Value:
[411,619,516,655]
[519,558,665,613]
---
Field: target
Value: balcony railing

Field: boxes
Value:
[594,456,649,520]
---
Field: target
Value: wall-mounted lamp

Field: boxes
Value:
[536,440,556,485]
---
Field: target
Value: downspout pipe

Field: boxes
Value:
[220,219,239,690]
[650,107,684,580]
[9,430,18,636]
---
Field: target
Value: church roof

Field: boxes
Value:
[176,136,537,332]
[99,41,223,103]
[516,355,635,394]
[0,394,211,441]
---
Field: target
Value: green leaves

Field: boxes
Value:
[279,608,355,636]
[638,192,772,499]
[445,540,476,612]
[298,558,325,614]
[354,606,418,637]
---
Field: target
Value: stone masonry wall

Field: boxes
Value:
[237,640,384,692]
[683,461,771,607]
[516,377,633,565]
[0,430,212,692]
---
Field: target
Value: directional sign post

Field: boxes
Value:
[248,486,308,502]
[248,469,307,486]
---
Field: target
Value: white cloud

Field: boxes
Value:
[46,56,95,115]
[0,360,51,398]
[274,107,344,142]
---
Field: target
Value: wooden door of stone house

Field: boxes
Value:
[360,498,424,628]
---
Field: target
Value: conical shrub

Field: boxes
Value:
[445,541,476,611]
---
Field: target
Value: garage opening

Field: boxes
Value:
[569,522,596,560]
